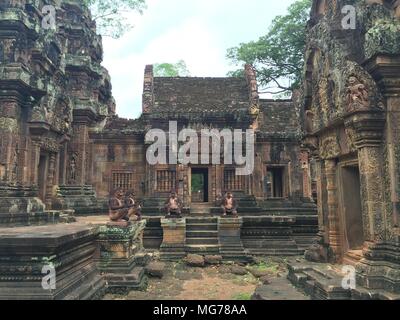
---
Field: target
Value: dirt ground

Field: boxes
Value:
[104,258,288,301]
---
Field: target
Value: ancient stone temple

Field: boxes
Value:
[0,0,319,300]
[288,0,400,299]
[92,65,318,257]
[6,0,400,301]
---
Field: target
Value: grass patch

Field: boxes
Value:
[232,292,252,300]
[250,260,280,275]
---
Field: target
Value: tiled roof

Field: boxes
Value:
[259,99,301,138]
[103,116,145,134]
[151,77,250,115]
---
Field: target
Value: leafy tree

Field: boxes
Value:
[83,0,147,39]
[227,0,312,95]
[154,60,191,77]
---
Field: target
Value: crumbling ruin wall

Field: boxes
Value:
[0,0,115,222]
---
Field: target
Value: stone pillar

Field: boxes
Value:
[356,47,400,295]
[29,141,40,186]
[97,220,148,293]
[160,218,186,260]
[315,159,328,243]
[218,217,247,261]
[358,146,385,242]
[45,153,56,208]
[325,159,342,259]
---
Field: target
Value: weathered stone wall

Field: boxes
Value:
[301,0,400,295]
[0,0,115,219]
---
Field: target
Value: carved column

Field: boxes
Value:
[365,54,400,232]
[315,158,328,243]
[358,146,385,242]
[29,141,40,186]
[325,159,342,259]
[45,153,56,208]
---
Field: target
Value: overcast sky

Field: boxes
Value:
[101,0,297,119]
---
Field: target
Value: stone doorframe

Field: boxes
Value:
[336,157,363,255]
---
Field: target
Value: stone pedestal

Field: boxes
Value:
[160,218,186,260]
[0,223,105,300]
[218,217,248,261]
[356,240,400,294]
[97,220,148,294]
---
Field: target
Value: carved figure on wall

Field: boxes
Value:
[108,187,129,222]
[69,153,78,183]
[164,192,183,218]
[10,145,19,183]
[305,110,315,133]
[345,76,369,112]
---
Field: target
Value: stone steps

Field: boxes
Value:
[287,261,353,300]
[187,230,218,238]
[185,244,220,255]
[185,217,219,254]
[186,237,219,245]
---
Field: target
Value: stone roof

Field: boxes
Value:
[103,116,145,134]
[258,99,301,139]
[151,77,251,116]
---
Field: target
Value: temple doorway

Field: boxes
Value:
[340,164,364,253]
[38,154,47,202]
[191,168,209,203]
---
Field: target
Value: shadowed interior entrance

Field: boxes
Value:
[38,154,47,202]
[341,164,364,252]
[191,168,209,203]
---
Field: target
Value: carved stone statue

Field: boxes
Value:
[345,76,369,112]
[108,187,129,223]
[164,192,182,218]
[221,192,238,217]
[124,190,142,221]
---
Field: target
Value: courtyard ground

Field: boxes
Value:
[103,257,308,300]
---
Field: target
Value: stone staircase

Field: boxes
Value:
[190,203,212,215]
[185,217,220,255]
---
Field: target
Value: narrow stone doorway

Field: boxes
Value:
[340,164,364,256]
[191,168,209,203]
[38,154,47,202]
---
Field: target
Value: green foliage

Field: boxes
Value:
[154,60,191,77]
[82,0,146,39]
[227,0,312,95]
[191,174,204,193]
[232,292,252,300]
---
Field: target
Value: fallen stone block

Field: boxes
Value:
[185,254,205,267]
[145,261,166,278]
[230,266,248,276]
[205,255,223,265]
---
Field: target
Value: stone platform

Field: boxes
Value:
[142,214,317,257]
[0,215,150,299]
[287,259,400,300]
[0,223,105,300]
